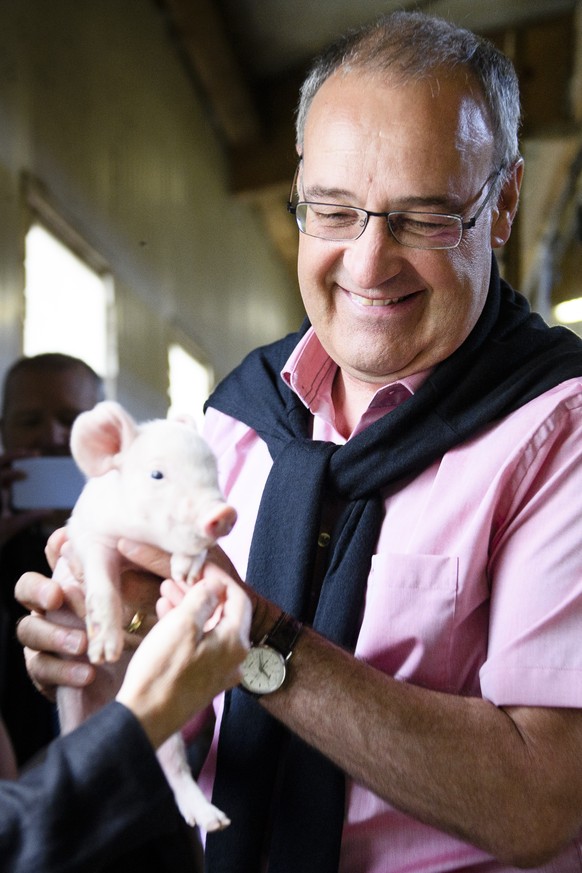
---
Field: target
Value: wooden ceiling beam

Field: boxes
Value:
[160,3,580,283]
[492,11,576,136]
[159,0,262,146]
[227,12,578,197]
[161,3,578,190]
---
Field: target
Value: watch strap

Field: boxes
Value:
[261,611,303,661]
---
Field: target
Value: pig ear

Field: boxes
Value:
[168,411,199,432]
[70,401,139,477]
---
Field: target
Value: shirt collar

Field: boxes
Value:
[281,326,431,429]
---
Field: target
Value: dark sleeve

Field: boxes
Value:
[0,701,200,873]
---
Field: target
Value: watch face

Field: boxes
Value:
[241,645,286,694]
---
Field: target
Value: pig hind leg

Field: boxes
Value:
[157,732,230,831]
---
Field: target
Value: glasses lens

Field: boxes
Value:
[294,203,464,249]
[296,203,365,240]
[388,212,462,249]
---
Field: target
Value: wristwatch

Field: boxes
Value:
[240,611,303,695]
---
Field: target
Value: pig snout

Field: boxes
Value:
[175,497,237,543]
[202,503,237,541]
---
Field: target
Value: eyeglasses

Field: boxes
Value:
[287,166,503,250]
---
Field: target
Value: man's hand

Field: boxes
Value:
[15,571,94,698]
[117,539,248,617]
[15,551,162,699]
[15,534,257,703]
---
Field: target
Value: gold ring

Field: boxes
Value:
[126,611,145,634]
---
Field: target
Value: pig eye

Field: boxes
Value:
[150,470,164,480]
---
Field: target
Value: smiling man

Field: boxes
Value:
[294,65,522,435]
[16,12,582,873]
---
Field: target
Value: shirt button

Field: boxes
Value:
[317,532,331,548]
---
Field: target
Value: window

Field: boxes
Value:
[168,342,213,432]
[553,297,582,326]
[24,222,115,381]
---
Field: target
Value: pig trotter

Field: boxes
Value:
[87,620,124,665]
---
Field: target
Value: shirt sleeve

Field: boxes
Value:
[0,701,197,873]
[480,390,582,707]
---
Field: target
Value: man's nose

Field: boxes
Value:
[342,215,403,288]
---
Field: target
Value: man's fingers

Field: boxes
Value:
[23,647,95,699]
[45,527,70,571]
[14,572,65,614]
[18,611,95,701]
[16,612,87,659]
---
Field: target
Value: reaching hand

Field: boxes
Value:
[116,563,251,748]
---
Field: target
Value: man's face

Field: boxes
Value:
[297,70,518,386]
[1,367,100,453]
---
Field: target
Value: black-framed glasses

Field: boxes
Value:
[287,166,503,250]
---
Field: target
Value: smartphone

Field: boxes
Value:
[11,456,86,511]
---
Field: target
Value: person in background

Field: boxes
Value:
[15,12,582,872]
[0,352,103,766]
[3,562,250,873]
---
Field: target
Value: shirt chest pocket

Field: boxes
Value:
[355,553,459,691]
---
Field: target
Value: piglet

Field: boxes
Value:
[55,400,237,831]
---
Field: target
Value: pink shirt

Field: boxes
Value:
[201,327,582,872]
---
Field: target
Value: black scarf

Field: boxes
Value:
[204,257,582,873]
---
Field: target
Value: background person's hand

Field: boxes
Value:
[0,449,51,547]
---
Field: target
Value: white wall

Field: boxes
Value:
[0,0,303,419]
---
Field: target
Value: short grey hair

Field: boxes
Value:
[295,11,521,177]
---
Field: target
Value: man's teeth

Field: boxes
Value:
[350,292,406,306]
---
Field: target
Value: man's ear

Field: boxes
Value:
[491,158,524,249]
